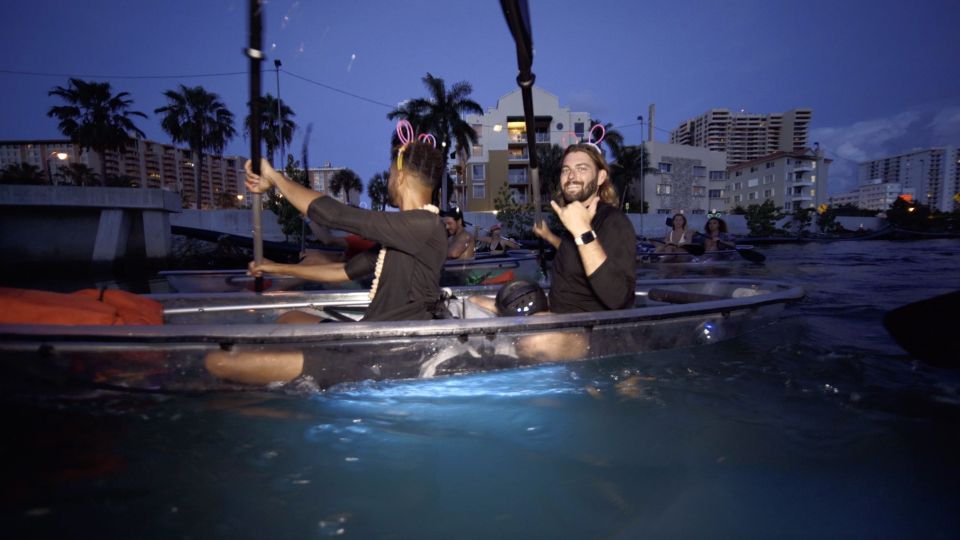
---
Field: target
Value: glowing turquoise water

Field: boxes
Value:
[4,240,960,538]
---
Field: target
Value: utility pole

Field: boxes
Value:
[637,114,645,237]
[274,59,284,168]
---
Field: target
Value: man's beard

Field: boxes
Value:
[562,176,598,203]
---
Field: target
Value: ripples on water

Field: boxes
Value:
[4,240,960,538]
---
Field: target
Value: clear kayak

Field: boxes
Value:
[1,277,803,392]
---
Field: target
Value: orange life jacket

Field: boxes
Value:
[0,287,164,326]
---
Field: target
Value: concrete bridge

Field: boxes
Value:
[0,185,181,267]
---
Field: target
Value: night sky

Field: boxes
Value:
[3,0,959,198]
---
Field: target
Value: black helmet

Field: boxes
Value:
[495,280,548,316]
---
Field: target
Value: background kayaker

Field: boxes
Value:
[475,223,522,255]
[697,217,735,252]
[532,143,636,313]
[656,213,695,253]
[441,206,475,260]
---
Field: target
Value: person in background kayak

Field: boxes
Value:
[475,223,522,255]
[441,206,475,260]
[532,143,636,312]
[656,213,695,253]
[697,217,735,252]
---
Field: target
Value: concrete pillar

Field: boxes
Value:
[92,209,130,263]
[142,210,171,259]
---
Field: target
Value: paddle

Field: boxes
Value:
[501,0,548,278]
[883,290,960,368]
[246,0,264,292]
[639,236,705,256]
[717,240,766,263]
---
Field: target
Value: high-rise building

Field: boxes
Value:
[462,87,590,212]
[0,138,247,209]
[670,108,812,166]
[829,179,914,211]
[857,147,958,212]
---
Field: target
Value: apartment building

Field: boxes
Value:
[857,146,958,212]
[639,141,729,217]
[726,148,830,212]
[829,179,914,211]
[0,139,247,209]
[669,108,812,166]
[461,87,590,212]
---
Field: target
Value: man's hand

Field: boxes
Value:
[244,158,279,194]
[550,199,597,237]
[533,219,561,249]
[247,257,277,277]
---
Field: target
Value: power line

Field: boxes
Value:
[281,69,393,109]
[0,68,247,80]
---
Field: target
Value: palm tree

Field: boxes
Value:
[0,162,46,185]
[388,73,483,205]
[245,93,295,166]
[47,78,146,182]
[155,85,237,209]
[56,163,99,186]
[367,170,390,210]
[536,144,564,201]
[610,144,656,211]
[329,168,362,206]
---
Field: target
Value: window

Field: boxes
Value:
[692,186,706,197]
[658,162,672,173]
[472,184,485,199]
[765,162,774,169]
[763,188,773,198]
[735,171,742,177]
[709,170,727,180]
[709,189,722,198]
[471,163,485,181]
[691,209,706,215]
[810,175,816,183]
[763,174,774,184]
[471,144,482,156]
[656,184,672,195]
[657,208,672,215]
[733,182,742,190]
[734,195,742,203]
[574,122,584,138]
[693,166,706,177]
[750,166,757,172]
[747,178,759,187]
[748,191,757,200]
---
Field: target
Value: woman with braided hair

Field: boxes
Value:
[242,139,447,323]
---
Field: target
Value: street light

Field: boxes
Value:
[47,150,69,185]
[637,115,645,236]
[274,59,284,166]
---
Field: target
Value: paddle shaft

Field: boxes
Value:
[247,0,264,292]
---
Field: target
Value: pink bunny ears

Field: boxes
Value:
[584,123,605,154]
[396,119,437,171]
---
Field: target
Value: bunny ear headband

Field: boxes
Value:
[582,123,606,154]
[396,120,437,171]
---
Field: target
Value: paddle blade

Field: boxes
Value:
[883,291,960,367]
[737,247,766,263]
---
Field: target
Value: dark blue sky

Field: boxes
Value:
[3,0,959,196]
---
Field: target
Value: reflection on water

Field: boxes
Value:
[3,240,960,538]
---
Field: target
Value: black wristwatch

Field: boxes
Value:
[574,230,597,246]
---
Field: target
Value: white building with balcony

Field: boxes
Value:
[461,87,590,212]
[830,179,914,211]
[726,148,830,212]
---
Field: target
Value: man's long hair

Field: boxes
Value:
[559,144,619,206]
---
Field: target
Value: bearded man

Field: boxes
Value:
[532,143,636,313]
